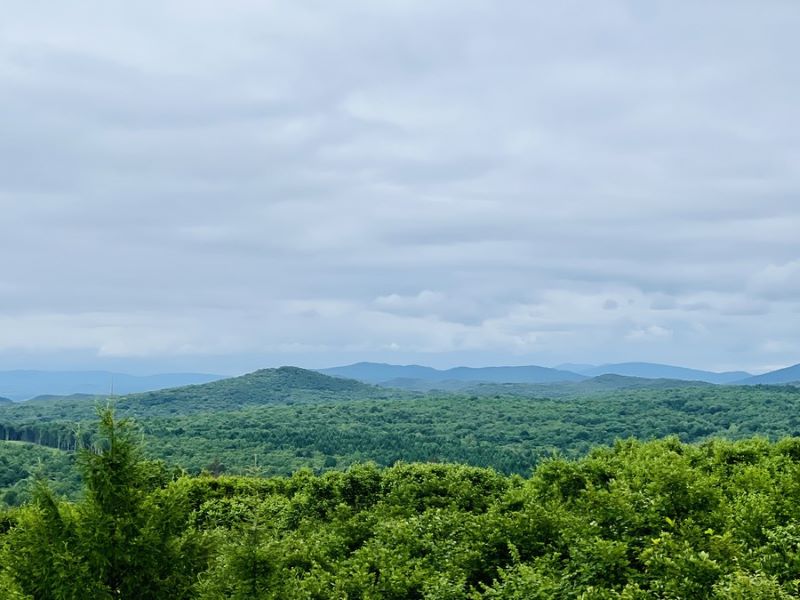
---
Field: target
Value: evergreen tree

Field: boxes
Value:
[2,407,208,599]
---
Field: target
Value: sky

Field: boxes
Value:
[0,0,799,375]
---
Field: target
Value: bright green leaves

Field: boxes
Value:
[1,407,209,599]
[4,418,800,597]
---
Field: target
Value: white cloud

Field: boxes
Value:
[0,1,799,373]
[626,325,673,342]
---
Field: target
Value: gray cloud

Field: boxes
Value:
[0,0,798,374]
[750,260,800,301]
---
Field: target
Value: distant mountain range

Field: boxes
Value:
[319,361,800,387]
[562,362,752,384]
[318,363,584,384]
[1,360,797,402]
[378,373,715,395]
[738,363,800,385]
[0,370,223,401]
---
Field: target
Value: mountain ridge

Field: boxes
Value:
[738,363,800,385]
[577,362,751,384]
[318,362,585,384]
[378,373,716,394]
[3,360,797,403]
[319,361,761,385]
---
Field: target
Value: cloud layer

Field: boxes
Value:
[1,1,798,373]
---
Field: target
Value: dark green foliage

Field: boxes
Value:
[131,383,800,476]
[2,374,800,495]
[1,408,209,599]
[183,437,800,597]
[0,443,79,505]
[1,373,800,596]
[4,407,800,597]
[130,366,383,412]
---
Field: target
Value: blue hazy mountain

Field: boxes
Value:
[0,371,223,401]
[319,363,444,383]
[320,361,757,386]
[443,366,586,383]
[318,362,586,384]
[378,373,714,394]
[738,363,800,385]
[555,363,597,373]
[577,362,751,384]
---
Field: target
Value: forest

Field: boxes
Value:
[1,369,800,597]
[4,0,797,596]
[0,368,799,503]
[2,407,800,598]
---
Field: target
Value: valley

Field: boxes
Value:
[1,366,798,505]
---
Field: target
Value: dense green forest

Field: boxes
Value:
[2,407,800,598]
[0,443,78,506]
[1,370,800,596]
[0,368,799,504]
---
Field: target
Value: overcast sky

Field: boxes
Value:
[1,1,799,375]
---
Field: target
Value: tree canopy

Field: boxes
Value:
[3,408,800,598]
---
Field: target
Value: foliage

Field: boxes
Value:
[0,442,79,505]
[0,408,209,599]
[4,406,800,597]
[1,370,800,497]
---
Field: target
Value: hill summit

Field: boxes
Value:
[126,366,381,412]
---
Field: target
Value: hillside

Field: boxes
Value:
[739,363,800,385]
[26,393,100,403]
[1,368,800,495]
[320,362,585,384]
[0,441,78,504]
[0,367,390,426]
[133,384,800,475]
[575,373,716,391]
[127,366,385,411]
[0,396,11,404]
